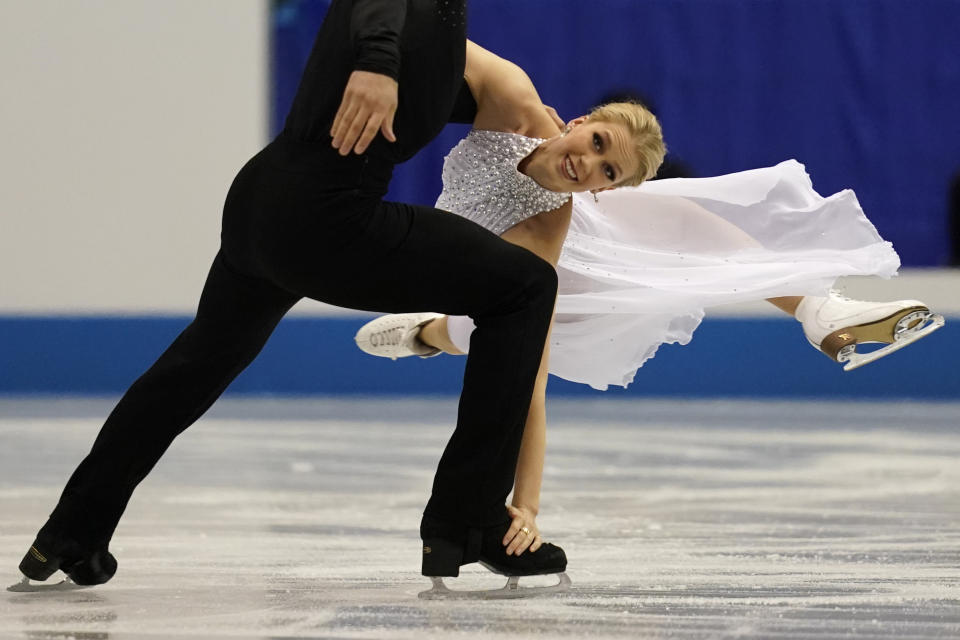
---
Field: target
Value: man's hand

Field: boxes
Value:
[330,70,398,156]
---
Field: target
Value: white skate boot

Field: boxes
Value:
[795,292,944,371]
[354,312,443,360]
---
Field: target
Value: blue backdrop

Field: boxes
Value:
[273,0,960,266]
[2,316,956,398]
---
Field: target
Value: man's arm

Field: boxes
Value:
[331,0,408,155]
[351,0,407,80]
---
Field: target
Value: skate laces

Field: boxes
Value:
[828,289,855,304]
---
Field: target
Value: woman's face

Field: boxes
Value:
[523,117,639,194]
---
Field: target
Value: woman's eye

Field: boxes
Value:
[593,133,602,151]
[604,165,615,181]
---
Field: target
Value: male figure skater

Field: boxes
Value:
[16,0,566,597]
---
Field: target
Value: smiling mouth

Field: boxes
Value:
[561,155,578,182]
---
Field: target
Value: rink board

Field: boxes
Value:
[0,315,957,399]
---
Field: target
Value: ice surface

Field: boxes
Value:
[1,397,958,639]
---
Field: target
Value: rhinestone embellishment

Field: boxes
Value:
[436,130,571,236]
[436,0,465,27]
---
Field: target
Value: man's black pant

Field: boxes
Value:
[43,136,557,548]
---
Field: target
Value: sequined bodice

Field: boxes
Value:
[435,130,571,235]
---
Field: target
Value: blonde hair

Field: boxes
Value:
[588,101,666,187]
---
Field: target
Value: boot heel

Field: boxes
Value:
[421,537,463,577]
[821,329,858,362]
[19,545,60,581]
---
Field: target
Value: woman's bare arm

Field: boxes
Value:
[497,200,571,555]
[502,319,552,555]
[465,40,562,138]
[462,39,570,553]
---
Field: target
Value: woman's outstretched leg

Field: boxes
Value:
[786,292,943,369]
[421,316,467,355]
[355,314,466,358]
[19,252,299,586]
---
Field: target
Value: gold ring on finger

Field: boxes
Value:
[520,526,531,535]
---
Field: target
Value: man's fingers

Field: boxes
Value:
[331,103,357,149]
[530,535,542,553]
[353,116,383,155]
[381,105,397,143]
[338,109,370,156]
[333,107,397,154]
[330,103,346,144]
[330,91,357,146]
[332,71,398,151]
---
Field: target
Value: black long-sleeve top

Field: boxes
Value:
[350,0,407,80]
[283,0,467,166]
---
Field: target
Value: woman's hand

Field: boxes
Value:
[503,504,542,555]
[543,105,565,131]
[330,70,398,156]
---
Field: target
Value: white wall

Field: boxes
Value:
[1,2,956,319]
[0,0,269,314]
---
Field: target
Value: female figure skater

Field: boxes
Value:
[16,2,570,598]
[355,41,944,555]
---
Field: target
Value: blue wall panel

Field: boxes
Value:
[2,316,957,399]
[272,0,960,266]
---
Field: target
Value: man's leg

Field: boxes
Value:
[263,199,558,529]
[21,252,299,585]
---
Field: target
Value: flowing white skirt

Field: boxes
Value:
[546,160,900,389]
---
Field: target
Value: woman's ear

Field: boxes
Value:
[566,115,589,129]
[592,185,618,194]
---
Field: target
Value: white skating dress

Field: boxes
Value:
[436,130,901,390]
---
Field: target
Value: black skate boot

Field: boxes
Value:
[10,530,117,592]
[419,515,570,599]
[476,519,567,578]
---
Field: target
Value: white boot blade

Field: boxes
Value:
[418,573,571,600]
[7,575,88,593]
[843,314,945,371]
